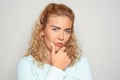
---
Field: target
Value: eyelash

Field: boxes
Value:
[52,28,59,31]
[52,28,71,34]
[65,30,71,34]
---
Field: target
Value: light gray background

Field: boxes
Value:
[0,0,120,80]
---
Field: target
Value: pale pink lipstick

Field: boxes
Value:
[55,43,63,47]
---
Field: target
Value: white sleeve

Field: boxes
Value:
[17,58,66,80]
[45,66,66,80]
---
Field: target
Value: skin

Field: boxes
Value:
[41,15,73,70]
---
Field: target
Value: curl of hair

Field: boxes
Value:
[25,3,82,66]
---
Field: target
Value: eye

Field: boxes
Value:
[52,28,59,32]
[65,29,71,34]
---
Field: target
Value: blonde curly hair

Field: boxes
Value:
[25,3,82,66]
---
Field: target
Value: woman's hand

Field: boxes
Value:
[50,43,71,70]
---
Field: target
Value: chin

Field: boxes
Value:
[55,46,61,52]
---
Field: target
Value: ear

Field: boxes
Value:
[40,30,44,37]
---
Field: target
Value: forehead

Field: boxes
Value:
[47,15,73,28]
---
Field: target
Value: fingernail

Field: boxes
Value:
[50,42,54,46]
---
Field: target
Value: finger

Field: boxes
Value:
[58,46,66,53]
[50,42,55,55]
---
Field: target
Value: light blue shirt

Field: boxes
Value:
[17,55,93,80]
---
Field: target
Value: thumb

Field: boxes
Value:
[50,42,55,55]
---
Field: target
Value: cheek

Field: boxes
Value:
[43,36,51,51]
[43,32,56,49]
[44,34,52,44]
[64,35,71,43]
[44,31,56,42]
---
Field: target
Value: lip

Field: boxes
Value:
[55,43,64,47]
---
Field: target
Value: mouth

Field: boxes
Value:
[55,43,64,47]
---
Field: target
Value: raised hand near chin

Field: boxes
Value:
[50,42,71,70]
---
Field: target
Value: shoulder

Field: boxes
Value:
[74,55,92,71]
[78,55,89,64]
[18,55,33,63]
[72,55,93,80]
[17,55,34,68]
[17,55,39,80]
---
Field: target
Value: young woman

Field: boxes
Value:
[17,3,93,80]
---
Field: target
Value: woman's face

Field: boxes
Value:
[41,15,73,53]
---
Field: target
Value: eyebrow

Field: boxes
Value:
[51,25,61,29]
[51,25,72,30]
[65,28,72,30]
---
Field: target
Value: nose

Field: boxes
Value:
[58,31,64,41]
